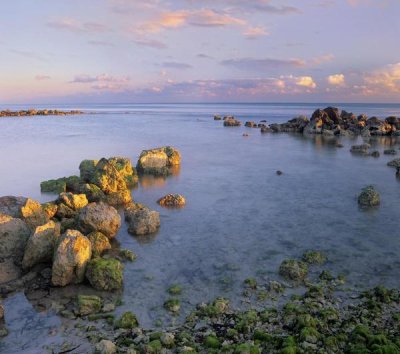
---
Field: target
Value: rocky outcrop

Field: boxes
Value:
[157,194,186,208]
[0,196,48,229]
[86,258,123,291]
[124,203,160,235]
[52,230,92,286]
[22,220,61,270]
[77,202,121,239]
[0,213,31,263]
[137,146,181,176]
[223,118,241,127]
[0,109,82,117]
[358,186,380,207]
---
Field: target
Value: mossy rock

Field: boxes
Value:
[77,294,102,316]
[118,249,136,262]
[302,250,326,265]
[234,343,261,354]
[79,183,105,203]
[87,232,111,257]
[279,259,308,281]
[115,311,139,329]
[164,298,180,313]
[86,258,124,291]
[358,185,380,207]
[41,178,67,194]
[204,335,220,349]
[79,160,98,182]
[167,284,183,295]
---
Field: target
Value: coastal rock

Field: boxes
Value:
[279,259,308,281]
[108,157,139,188]
[87,231,111,257]
[350,144,370,154]
[358,186,380,207]
[115,311,139,329]
[78,294,102,316]
[223,118,241,127]
[86,258,123,291]
[245,121,257,128]
[103,189,132,206]
[0,196,48,229]
[124,203,160,235]
[0,213,31,263]
[79,160,98,183]
[260,126,273,133]
[387,158,400,168]
[157,194,186,208]
[57,192,88,210]
[0,303,3,320]
[95,340,117,354]
[137,146,181,176]
[52,230,92,287]
[90,158,128,194]
[384,149,397,155]
[40,179,67,194]
[22,220,61,270]
[213,115,222,120]
[42,202,58,219]
[78,183,105,203]
[55,203,77,219]
[77,202,121,239]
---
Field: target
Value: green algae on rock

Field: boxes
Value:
[358,185,380,207]
[164,298,181,313]
[279,259,308,281]
[86,258,124,291]
[302,250,327,265]
[87,231,112,257]
[78,295,102,316]
[115,311,139,329]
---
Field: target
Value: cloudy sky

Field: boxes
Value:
[1,0,399,103]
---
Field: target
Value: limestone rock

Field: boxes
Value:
[52,230,92,286]
[86,258,123,291]
[137,146,181,176]
[157,194,186,208]
[57,192,88,210]
[77,202,121,239]
[22,220,61,270]
[87,231,111,257]
[124,203,160,236]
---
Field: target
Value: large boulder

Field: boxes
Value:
[90,158,128,194]
[0,196,48,229]
[0,213,31,263]
[22,220,61,270]
[136,146,181,176]
[108,157,138,188]
[52,230,92,286]
[124,203,160,235]
[86,258,123,291]
[77,202,121,239]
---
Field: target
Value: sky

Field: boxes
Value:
[1,0,399,104]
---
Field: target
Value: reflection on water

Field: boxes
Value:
[139,165,181,189]
[1,103,400,351]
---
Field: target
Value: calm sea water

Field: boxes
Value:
[1,103,400,353]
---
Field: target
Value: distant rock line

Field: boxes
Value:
[0,109,83,117]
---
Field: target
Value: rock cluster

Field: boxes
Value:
[223,116,241,127]
[0,109,82,117]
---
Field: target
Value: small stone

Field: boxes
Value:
[78,295,102,316]
[358,185,380,207]
[279,259,308,281]
[160,332,175,347]
[157,194,186,208]
[116,311,139,329]
[276,170,283,175]
[95,339,117,354]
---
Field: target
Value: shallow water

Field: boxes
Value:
[1,103,400,353]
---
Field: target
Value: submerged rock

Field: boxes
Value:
[87,231,112,257]
[78,294,102,316]
[157,194,186,208]
[358,186,380,207]
[224,118,241,127]
[77,202,121,239]
[245,121,257,128]
[384,149,397,155]
[124,203,160,236]
[279,259,308,281]
[116,311,139,329]
[387,158,400,168]
[52,230,92,287]
[22,220,61,270]
[137,146,181,176]
[0,213,31,263]
[302,250,326,265]
[350,144,370,154]
[86,258,123,291]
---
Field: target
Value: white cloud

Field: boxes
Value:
[327,74,345,86]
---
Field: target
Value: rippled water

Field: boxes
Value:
[1,103,400,353]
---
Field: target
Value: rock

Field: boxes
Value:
[124,203,160,236]
[55,203,77,219]
[245,121,257,128]
[358,186,380,207]
[40,179,67,194]
[302,250,326,265]
[52,230,92,287]
[77,294,102,316]
[57,193,88,210]
[60,218,78,234]
[95,340,117,354]
[0,303,3,320]
[79,160,98,182]
[108,157,139,188]
[42,202,58,218]
[137,146,181,176]
[350,144,370,154]
[87,232,111,257]
[260,126,273,133]
[85,258,123,291]
[276,170,283,176]
[90,158,128,194]
[384,149,397,155]
[160,333,175,347]
[0,213,31,263]
[0,196,48,229]
[157,194,186,208]
[79,183,105,203]
[164,298,180,313]
[116,311,139,329]
[103,189,132,206]
[370,151,380,158]
[387,158,400,168]
[214,115,222,120]
[279,259,308,281]
[223,118,241,127]
[22,220,61,270]
[77,202,121,239]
